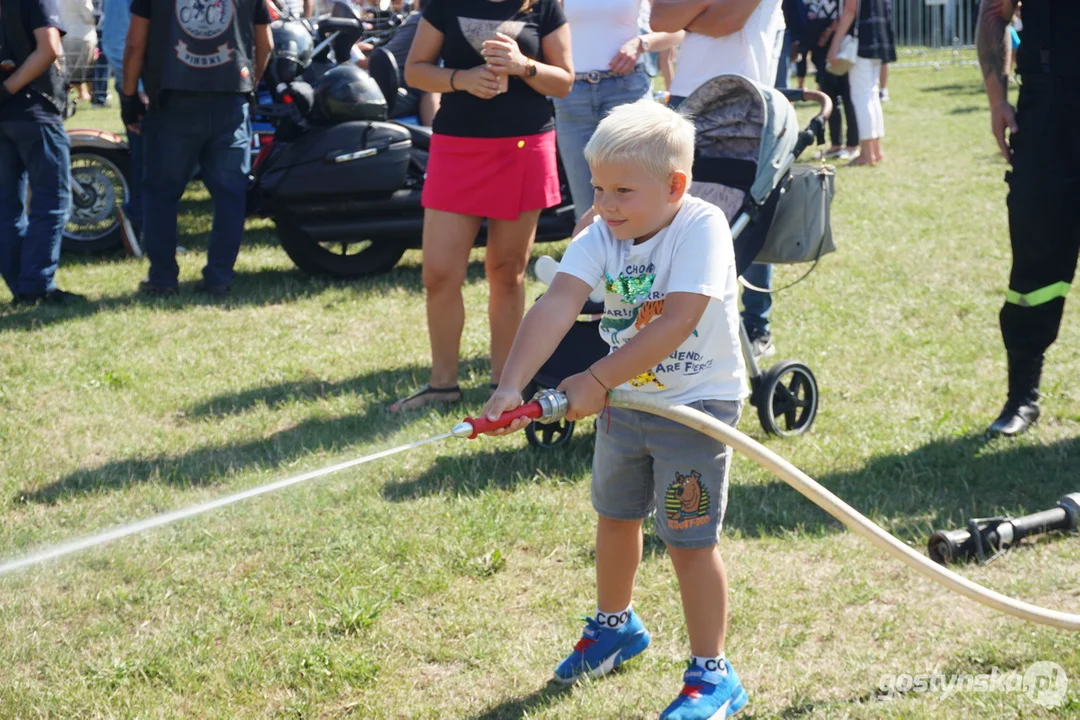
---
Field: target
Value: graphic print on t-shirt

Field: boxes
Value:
[457,17,525,56]
[600,256,710,388]
[175,0,235,67]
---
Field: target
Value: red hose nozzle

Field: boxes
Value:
[451,389,569,439]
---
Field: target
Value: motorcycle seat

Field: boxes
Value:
[398,122,431,151]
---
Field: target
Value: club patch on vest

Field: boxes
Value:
[175,40,234,67]
[664,470,710,530]
[176,0,234,39]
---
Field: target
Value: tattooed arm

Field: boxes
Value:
[976,0,1019,162]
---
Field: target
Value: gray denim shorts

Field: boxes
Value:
[591,400,742,549]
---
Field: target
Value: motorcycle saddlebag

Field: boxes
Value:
[261,120,411,200]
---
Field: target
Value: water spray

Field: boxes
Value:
[2,389,1078,632]
[0,390,568,578]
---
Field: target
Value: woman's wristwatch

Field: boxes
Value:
[637,36,650,55]
[524,59,537,77]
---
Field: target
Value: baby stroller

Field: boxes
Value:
[526,76,835,448]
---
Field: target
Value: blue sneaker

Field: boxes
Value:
[659,659,748,719]
[553,611,651,683]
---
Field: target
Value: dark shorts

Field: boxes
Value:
[591,400,742,549]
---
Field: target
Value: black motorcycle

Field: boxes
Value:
[249,6,576,279]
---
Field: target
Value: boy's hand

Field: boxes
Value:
[480,386,528,436]
[558,371,608,422]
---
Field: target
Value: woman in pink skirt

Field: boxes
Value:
[394,0,573,411]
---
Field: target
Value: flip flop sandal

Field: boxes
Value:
[388,384,462,413]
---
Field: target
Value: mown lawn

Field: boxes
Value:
[0,66,1077,718]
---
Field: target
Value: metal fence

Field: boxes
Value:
[891,0,980,68]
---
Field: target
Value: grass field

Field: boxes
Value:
[1,66,1078,719]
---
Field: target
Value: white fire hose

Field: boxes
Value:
[610,390,1080,631]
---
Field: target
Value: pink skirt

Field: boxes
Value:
[422,131,562,221]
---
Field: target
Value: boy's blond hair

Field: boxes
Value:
[584,99,696,185]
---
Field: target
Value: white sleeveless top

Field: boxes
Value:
[564,0,645,74]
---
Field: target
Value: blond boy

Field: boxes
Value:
[483,99,749,719]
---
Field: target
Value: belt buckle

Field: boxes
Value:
[585,70,603,84]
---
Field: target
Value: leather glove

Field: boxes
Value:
[120,92,147,127]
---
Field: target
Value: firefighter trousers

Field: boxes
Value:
[1001,74,1080,361]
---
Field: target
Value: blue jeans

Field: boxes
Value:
[553,68,651,221]
[0,121,71,298]
[742,262,772,336]
[775,30,793,89]
[91,48,110,104]
[141,92,250,289]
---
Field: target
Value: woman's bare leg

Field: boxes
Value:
[421,208,483,388]
[484,209,541,384]
[849,139,877,166]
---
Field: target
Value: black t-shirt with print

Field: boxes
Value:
[0,0,65,124]
[422,0,566,138]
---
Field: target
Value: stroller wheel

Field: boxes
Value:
[525,418,575,449]
[755,360,818,437]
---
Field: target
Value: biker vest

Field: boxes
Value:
[0,0,68,116]
[142,0,257,102]
[1015,0,1080,77]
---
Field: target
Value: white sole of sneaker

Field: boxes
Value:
[553,631,651,685]
[552,649,621,685]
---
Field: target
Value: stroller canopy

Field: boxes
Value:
[680,74,800,273]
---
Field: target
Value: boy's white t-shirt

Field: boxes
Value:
[668,0,785,97]
[557,195,748,405]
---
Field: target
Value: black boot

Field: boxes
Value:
[988,354,1042,437]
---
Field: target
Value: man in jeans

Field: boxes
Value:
[0,0,81,305]
[120,0,272,297]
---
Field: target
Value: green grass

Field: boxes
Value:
[1,67,1078,718]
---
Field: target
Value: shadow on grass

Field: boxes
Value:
[725,434,1080,543]
[188,356,491,418]
[468,679,573,720]
[949,106,985,115]
[0,253,518,331]
[0,266,418,332]
[15,359,496,505]
[381,437,593,500]
[764,688,885,718]
[919,82,985,96]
